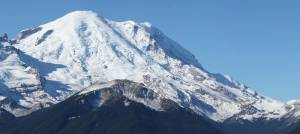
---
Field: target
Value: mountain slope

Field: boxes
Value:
[11,10,293,122]
[288,125,300,134]
[0,35,55,116]
[1,80,220,134]
[0,108,15,128]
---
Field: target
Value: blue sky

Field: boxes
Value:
[0,0,299,101]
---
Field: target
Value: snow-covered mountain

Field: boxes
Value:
[0,11,299,125]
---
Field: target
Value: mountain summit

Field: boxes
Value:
[0,11,299,133]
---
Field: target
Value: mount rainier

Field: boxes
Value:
[0,11,299,134]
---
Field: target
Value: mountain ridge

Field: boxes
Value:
[0,79,221,134]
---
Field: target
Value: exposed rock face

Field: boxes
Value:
[76,79,180,111]
[0,33,8,42]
